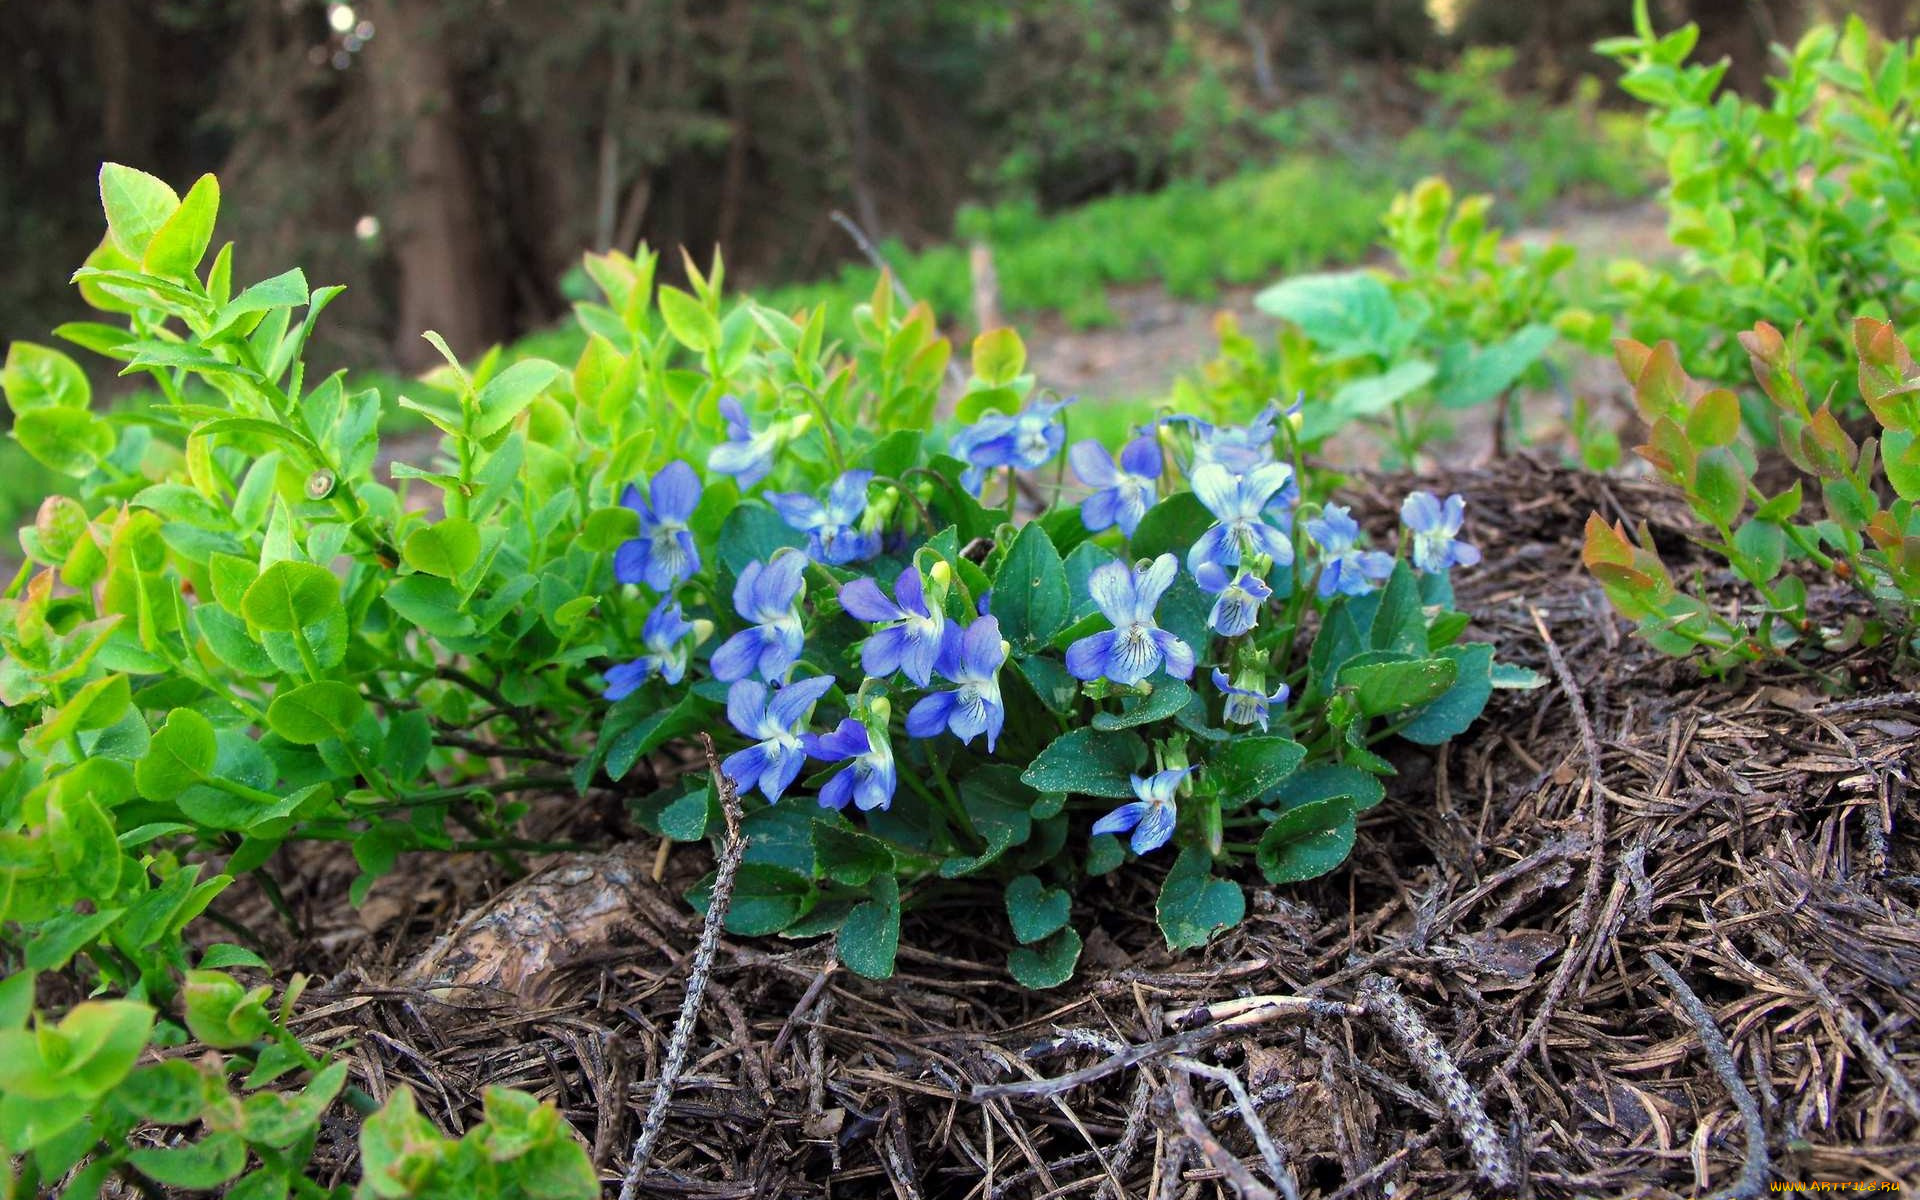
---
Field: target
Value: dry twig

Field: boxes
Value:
[1359,974,1515,1190]
[617,735,746,1200]
[1643,951,1771,1200]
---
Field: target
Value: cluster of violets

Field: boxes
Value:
[604,395,1479,855]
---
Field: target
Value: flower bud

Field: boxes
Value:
[929,560,953,589]
[690,618,716,646]
[867,695,892,724]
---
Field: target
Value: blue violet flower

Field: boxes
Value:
[614,460,702,590]
[1307,504,1393,598]
[1193,562,1273,638]
[1065,554,1195,686]
[1187,462,1297,578]
[1091,767,1193,855]
[1211,667,1290,731]
[1401,491,1482,573]
[603,599,708,699]
[905,615,1009,751]
[1071,434,1161,537]
[804,707,897,812]
[769,469,882,566]
[839,564,946,687]
[949,397,1072,494]
[710,548,808,682]
[720,675,836,802]
[707,396,780,489]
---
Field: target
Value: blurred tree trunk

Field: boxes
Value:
[362,0,504,367]
[92,0,151,162]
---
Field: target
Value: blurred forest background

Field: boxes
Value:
[2,0,1909,372]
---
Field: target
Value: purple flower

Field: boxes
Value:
[1165,403,1281,474]
[1307,505,1393,598]
[1401,491,1481,573]
[949,397,1072,494]
[905,615,1008,751]
[804,712,897,812]
[1186,462,1297,578]
[708,396,778,489]
[710,548,807,682]
[768,470,881,566]
[839,565,946,687]
[720,675,836,802]
[604,599,706,698]
[1071,435,1161,536]
[1211,667,1290,731]
[1091,767,1192,855]
[1065,554,1195,686]
[613,461,702,590]
[1193,563,1272,638]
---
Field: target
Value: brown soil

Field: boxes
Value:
[211,455,1917,1198]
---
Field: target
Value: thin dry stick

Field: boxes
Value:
[617,735,747,1200]
[1169,1057,1301,1200]
[1359,974,1515,1191]
[973,999,1357,1102]
[1643,951,1772,1200]
[1169,1070,1279,1200]
[1748,926,1920,1119]
[1499,604,1610,1080]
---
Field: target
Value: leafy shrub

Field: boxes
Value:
[1599,3,1920,423]
[1,161,1516,1187]
[1252,176,1604,463]
[1585,318,1920,674]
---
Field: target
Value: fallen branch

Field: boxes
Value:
[1643,951,1771,1200]
[1169,1057,1301,1200]
[1169,1069,1279,1200]
[1359,974,1515,1191]
[618,735,746,1200]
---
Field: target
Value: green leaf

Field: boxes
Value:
[224,268,309,317]
[1271,764,1386,813]
[657,286,719,352]
[1254,269,1406,359]
[1129,492,1213,562]
[1256,797,1357,883]
[265,681,365,745]
[1005,874,1072,944]
[1085,834,1126,875]
[473,360,563,440]
[143,173,219,279]
[1399,642,1494,745]
[1092,677,1193,730]
[3,342,91,411]
[940,765,1036,877]
[130,1133,248,1189]
[838,877,900,980]
[1156,846,1244,951]
[993,520,1069,647]
[1308,360,1436,439]
[137,708,218,800]
[382,575,477,638]
[1369,563,1426,655]
[1021,728,1145,798]
[1008,926,1082,988]
[13,406,115,476]
[1884,430,1920,502]
[812,822,895,888]
[99,163,181,260]
[25,908,125,971]
[973,326,1026,383]
[1208,735,1307,807]
[402,516,481,580]
[242,561,340,632]
[1434,324,1556,409]
[716,503,806,575]
[1339,655,1458,717]
[690,864,814,936]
